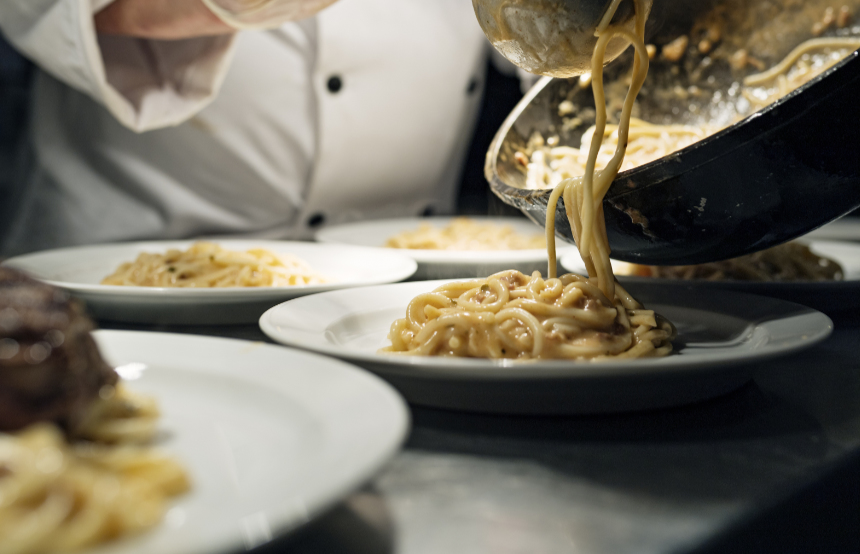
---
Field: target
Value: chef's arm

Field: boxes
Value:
[95,0,341,37]
[0,0,340,133]
[95,0,233,40]
[0,0,235,132]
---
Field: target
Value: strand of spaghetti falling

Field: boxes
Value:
[545,0,649,302]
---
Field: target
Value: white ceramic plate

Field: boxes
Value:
[88,330,408,554]
[805,216,860,242]
[561,240,860,316]
[315,216,574,280]
[259,280,832,414]
[2,241,416,324]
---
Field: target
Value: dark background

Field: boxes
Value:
[0,35,34,241]
[454,60,524,217]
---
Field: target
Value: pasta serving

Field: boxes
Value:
[382,269,672,359]
[102,241,326,287]
[617,241,844,282]
[383,0,675,361]
[0,388,190,554]
[385,218,545,250]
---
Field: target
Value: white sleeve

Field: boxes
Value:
[0,0,237,132]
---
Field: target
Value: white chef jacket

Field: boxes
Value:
[0,0,488,255]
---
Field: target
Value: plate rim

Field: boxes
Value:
[806,217,860,241]
[89,329,410,554]
[258,278,834,380]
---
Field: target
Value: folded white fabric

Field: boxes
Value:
[0,0,238,132]
[201,0,338,29]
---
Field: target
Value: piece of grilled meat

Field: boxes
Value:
[0,267,118,433]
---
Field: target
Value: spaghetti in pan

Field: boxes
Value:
[523,38,860,191]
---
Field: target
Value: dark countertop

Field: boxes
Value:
[102,312,860,554]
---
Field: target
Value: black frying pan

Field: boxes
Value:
[486,0,860,265]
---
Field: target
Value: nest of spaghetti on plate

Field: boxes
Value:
[382,269,675,360]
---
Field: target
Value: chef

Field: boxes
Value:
[0,0,488,255]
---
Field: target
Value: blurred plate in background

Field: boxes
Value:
[315,216,575,280]
[562,240,860,316]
